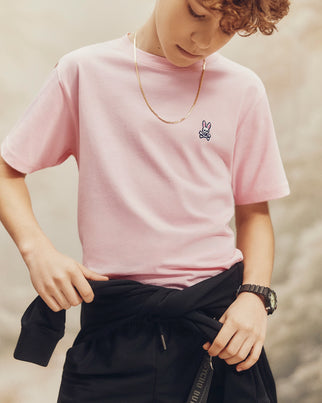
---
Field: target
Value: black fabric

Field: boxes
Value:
[13,262,278,402]
[186,352,215,403]
[14,296,65,366]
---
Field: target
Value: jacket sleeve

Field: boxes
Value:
[14,295,66,366]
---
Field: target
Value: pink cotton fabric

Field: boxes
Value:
[1,32,290,289]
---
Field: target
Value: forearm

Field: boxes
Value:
[0,156,109,313]
[235,201,274,287]
[0,156,53,259]
[203,202,274,371]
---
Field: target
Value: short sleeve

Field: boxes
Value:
[232,88,290,205]
[0,63,78,174]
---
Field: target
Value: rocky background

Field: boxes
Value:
[0,1,321,402]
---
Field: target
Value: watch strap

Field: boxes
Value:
[237,284,269,297]
[236,284,277,315]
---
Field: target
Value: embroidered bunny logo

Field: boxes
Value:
[199,120,212,141]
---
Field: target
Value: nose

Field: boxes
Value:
[191,24,216,51]
[191,25,215,51]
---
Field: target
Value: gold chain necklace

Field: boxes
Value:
[133,31,206,124]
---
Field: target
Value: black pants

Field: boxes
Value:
[57,262,277,403]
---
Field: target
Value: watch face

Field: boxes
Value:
[269,290,277,309]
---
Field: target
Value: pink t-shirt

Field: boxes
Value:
[1,32,290,289]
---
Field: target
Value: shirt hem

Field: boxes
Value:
[234,184,291,205]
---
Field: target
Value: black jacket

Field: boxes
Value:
[13,262,277,402]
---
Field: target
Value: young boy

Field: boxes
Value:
[0,0,290,401]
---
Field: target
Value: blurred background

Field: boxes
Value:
[0,0,321,402]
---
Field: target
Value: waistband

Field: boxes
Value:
[79,261,244,345]
[13,261,243,369]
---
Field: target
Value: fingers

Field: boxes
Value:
[207,331,262,371]
[218,331,248,363]
[203,293,268,372]
[236,342,263,372]
[72,265,109,304]
[40,281,83,312]
[42,295,62,312]
[27,246,110,312]
[79,264,109,281]
[72,272,96,304]
[203,341,211,350]
[37,267,106,312]
[206,322,264,372]
[207,321,236,357]
[59,283,83,307]
[52,289,72,310]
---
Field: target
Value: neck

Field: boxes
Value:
[128,12,165,58]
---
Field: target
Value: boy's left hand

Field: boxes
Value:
[202,292,268,372]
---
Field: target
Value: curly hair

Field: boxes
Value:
[201,0,290,37]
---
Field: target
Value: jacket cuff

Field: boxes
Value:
[14,325,64,367]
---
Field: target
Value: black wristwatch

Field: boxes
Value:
[236,284,277,315]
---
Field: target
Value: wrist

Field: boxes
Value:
[236,283,278,315]
[19,234,55,265]
[236,291,267,310]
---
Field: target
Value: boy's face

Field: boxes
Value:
[153,0,235,66]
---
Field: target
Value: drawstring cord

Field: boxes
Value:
[157,321,167,350]
[155,318,215,403]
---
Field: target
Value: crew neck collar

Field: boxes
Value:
[121,32,218,72]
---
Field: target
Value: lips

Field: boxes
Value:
[177,45,201,58]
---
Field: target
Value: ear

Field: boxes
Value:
[202,120,206,128]
[207,122,211,130]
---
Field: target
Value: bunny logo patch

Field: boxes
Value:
[199,120,212,141]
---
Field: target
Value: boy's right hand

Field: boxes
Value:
[22,238,109,312]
